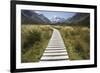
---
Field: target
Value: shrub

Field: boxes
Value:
[59,26,90,60]
[21,25,53,62]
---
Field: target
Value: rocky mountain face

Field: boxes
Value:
[50,13,90,26]
[21,10,51,24]
[66,13,90,26]
[21,10,90,27]
[51,16,66,24]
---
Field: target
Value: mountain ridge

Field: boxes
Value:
[21,10,51,24]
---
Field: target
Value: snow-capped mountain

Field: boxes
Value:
[51,16,66,24]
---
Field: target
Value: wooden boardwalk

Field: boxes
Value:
[40,28,69,61]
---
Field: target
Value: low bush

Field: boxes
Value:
[21,25,53,62]
[58,26,90,60]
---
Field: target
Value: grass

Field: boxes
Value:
[53,25,90,60]
[21,25,53,63]
[21,24,90,62]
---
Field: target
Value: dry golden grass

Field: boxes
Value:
[53,25,90,60]
[21,25,53,62]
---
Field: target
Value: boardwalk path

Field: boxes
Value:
[40,28,69,61]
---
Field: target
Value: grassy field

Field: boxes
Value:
[21,25,53,63]
[53,25,90,60]
[21,24,90,62]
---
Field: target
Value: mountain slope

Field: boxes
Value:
[21,10,51,24]
[66,13,90,27]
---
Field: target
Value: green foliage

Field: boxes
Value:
[22,29,41,49]
[21,25,53,62]
[55,26,90,60]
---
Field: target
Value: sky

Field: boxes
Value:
[34,10,76,21]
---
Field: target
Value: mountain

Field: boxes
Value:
[38,14,51,23]
[66,13,90,27]
[21,10,51,24]
[51,16,66,24]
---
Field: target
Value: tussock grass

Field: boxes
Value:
[53,25,90,60]
[21,25,53,63]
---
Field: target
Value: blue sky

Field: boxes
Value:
[34,10,76,21]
